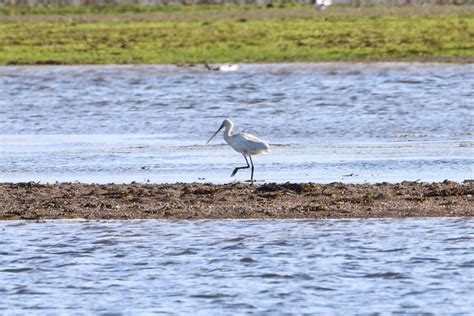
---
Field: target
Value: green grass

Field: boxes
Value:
[0,6,473,64]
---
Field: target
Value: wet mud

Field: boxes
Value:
[1,180,472,220]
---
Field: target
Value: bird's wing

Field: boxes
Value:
[231,132,270,154]
[239,132,267,144]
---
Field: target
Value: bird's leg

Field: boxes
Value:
[231,155,250,177]
[249,155,255,184]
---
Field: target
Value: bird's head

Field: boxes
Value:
[222,119,232,128]
[206,119,233,145]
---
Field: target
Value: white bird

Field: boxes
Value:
[314,0,332,10]
[204,62,239,72]
[218,64,239,72]
[206,119,270,184]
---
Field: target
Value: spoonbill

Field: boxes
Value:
[206,119,270,184]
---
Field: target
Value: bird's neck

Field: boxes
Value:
[223,124,233,142]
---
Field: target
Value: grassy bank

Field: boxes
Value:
[1,6,473,64]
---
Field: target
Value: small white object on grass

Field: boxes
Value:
[315,0,332,10]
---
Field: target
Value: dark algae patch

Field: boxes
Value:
[0,180,472,220]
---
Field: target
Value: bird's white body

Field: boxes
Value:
[224,130,270,156]
[206,119,270,183]
[205,62,240,72]
[315,0,332,10]
[218,64,239,72]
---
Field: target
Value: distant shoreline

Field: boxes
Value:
[1,5,473,65]
[1,181,472,220]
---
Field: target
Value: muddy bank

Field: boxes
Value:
[1,181,472,220]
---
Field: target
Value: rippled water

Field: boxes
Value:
[1,65,473,314]
[1,219,473,314]
[1,63,473,183]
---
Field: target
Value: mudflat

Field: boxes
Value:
[1,181,472,220]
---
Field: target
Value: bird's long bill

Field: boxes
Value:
[206,124,224,144]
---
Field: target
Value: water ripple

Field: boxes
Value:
[1,218,473,314]
[1,63,472,141]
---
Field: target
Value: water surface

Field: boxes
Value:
[1,63,472,183]
[1,218,473,314]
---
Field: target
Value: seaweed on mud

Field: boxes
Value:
[353,193,376,204]
[9,182,43,189]
[191,188,214,195]
[258,192,284,199]
[256,182,321,194]
[289,204,327,213]
[425,187,466,197]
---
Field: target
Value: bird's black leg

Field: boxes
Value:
[249,155,255,184]
[231,155,250,177]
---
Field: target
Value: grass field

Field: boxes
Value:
[0,5,473,64]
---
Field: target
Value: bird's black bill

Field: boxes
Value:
[206,124,224,144]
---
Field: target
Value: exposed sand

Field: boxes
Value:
[1,181,472,220]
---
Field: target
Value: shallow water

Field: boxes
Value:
[1,218,473,314]
[1,63,473,183]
